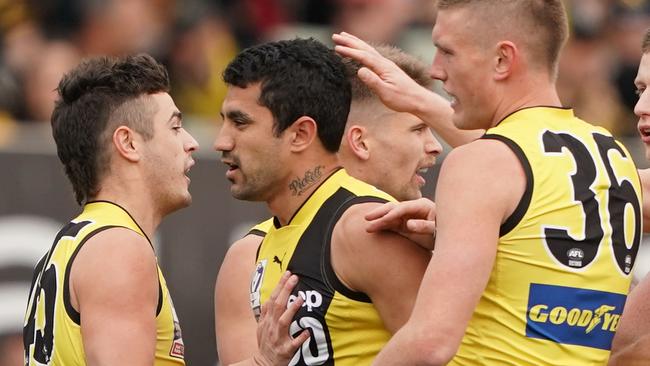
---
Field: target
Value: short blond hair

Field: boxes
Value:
[437,0,568,75]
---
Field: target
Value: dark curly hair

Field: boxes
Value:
[223,38,351,152]
[51,53,170,205]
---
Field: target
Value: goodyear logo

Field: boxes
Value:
[526,283,627,350]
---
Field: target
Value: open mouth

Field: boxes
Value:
[184,160,195,182]
[222,160,240,180]
[640,127,650,138]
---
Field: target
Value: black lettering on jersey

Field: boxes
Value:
[23,220,91,363]
[593,134,641,274]
[542,131,602,268]
[541,132,641,272]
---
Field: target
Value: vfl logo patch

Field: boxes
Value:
[526,283,627,350]
[250,260,267,320]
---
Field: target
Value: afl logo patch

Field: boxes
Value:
[567,248,584,267]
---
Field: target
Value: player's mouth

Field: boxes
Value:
[184,160,195,184]
[415,166,430,187]
[639,124,650,143]
[222,160,240,179]
[444,88,458,109]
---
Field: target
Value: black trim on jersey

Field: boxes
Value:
[247,229,267,238]
[87,200,153,247]
[493,105,572,128]
[157,283,163,315]
[274,167,344,228]
[248,228,268,262]
[324,193,390,303]
[63,225,165,325]
[482,134,534,237]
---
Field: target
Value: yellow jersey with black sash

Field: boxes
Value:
[247,218,274,239]
[23,201,185,365]
[250,169,395,365]
[451,107,642,365]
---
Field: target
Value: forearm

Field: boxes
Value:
[609,337,650,366]
[372,325,451,366]
[413,90,482,148]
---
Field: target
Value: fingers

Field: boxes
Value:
[406,219,437,236]
[266,271,290,310]
[290,329,311,349]
[365,199,436,233]
[279,288,303,327]
[332,32,376,53]
[276,274,299,312]
[357,67,384,90]
[364,201,396,221]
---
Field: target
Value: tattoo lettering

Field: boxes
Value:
[289,166,324,196]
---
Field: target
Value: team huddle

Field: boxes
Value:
[22,0,650,365]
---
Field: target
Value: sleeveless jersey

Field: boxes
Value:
[23,201,185,365]
[247,218,274,238]
[250,169,395,365]
[451,107,642,365]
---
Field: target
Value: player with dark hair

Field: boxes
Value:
[214,38,431,365]
[23,54,198,365]
[214,44,443,364]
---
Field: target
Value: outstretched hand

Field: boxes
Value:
[332,31,431,115]
[253,271,309,366]
[365,198,437,250]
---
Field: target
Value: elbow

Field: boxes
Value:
[418,344,456,366]
[410,331,459,366]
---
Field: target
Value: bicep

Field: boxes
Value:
[333,204,431,333]
[215,235,261,363]
[73,229,159,366]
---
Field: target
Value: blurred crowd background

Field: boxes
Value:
[1,1,649,365]
[0,0,648,138]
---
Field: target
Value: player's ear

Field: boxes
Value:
[494,40,518,81]
[346,125,370,160]
[113,126,141,162]
[288,116,317,153]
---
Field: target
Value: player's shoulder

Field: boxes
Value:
[333,201,403,250]
[443,138,520,174]
[75,227,155,271]
[225,233,264,264]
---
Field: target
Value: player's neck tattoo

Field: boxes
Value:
[289,165,324,196]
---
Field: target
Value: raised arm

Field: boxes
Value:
[332,202,432,333]
[371,140,526,365]
[332,32,482,147]
[71,228,159,366]
[215,234,263,364]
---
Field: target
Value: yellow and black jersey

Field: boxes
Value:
[247,218,273,238]
[250,169,395,365]
[452,107,642,365]
[23,201,185,365]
